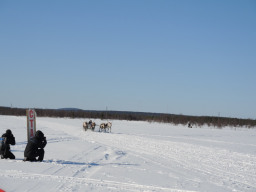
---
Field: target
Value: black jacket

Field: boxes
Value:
[24,136,47,158]
[1,133,15,151]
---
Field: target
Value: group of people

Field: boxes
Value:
[0,129,47,162]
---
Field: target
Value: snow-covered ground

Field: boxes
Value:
[0,115,255,192]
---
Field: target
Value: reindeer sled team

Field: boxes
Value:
[83,120,96,131]
[83,120,112,132]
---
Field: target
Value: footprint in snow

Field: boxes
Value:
[105,154,109,160]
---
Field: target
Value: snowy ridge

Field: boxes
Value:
[0,115,255,192]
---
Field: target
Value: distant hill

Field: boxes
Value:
[57,108,83,111]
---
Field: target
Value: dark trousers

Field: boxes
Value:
[25,149,45,162]
[2,150,15,159]
[37,149,45,161]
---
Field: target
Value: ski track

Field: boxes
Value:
[0,170,194,192]
[82,132,256,192]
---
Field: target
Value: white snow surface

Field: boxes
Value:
[0,115,255,192]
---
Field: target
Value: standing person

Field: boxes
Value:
[24,130,47,162]
[0,129,16,159]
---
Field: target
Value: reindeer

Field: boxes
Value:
[99,122,112,132]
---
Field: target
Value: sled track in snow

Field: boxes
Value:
[0,170,195,192]
[83,132,256,192]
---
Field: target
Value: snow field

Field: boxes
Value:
[0,115,255,192]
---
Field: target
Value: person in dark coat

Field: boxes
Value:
[24,130,47,162]
[1,129,16,159]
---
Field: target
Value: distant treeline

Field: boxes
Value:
[0,106,255,128]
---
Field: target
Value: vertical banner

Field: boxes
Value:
[26,109,36,142]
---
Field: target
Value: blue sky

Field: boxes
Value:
[0,0,255,119]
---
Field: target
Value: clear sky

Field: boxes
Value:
[0,0,255,119]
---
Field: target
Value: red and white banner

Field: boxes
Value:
[26,109,36,142]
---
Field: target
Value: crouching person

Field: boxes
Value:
[1,129,16,159]
[24,130,47,162]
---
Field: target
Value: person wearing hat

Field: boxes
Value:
[1,129,16,159]
[24,130,47,162]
